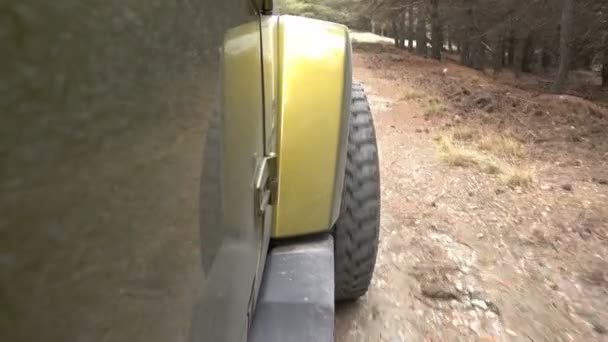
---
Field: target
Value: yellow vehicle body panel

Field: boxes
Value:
[269,16,352,238]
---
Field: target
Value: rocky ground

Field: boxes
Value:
[336,41,608,341]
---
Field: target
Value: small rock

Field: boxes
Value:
[415,128,423,133]
[593,178,608,185]
[455,280,464,292]
[371,305,381,319]
[475,97,492,108]
[486,301,501,316]
[593,321,607,334]
[469,320,482,335]
[468,191,474,197]
[506,329,518,337]
[421,283,460,300]
[561,184,573,191]
[476,233,484,239]
[471,299,488,310]
[469,290,485,300]
[424,128,430,134]
[485,311,498,319]
[540,184,552,191]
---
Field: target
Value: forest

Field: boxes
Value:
[279,0,608,93]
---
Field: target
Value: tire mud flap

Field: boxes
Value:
[248,236,334,342]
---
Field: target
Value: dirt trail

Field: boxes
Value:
[336,45,608,341]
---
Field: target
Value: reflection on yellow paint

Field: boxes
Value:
[282,23,345,61]
[225,27,259,56]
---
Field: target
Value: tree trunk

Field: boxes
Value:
[471,38,484,70]
[603,55,608,88]
[492,31,503,74]
[446,26,453,52]
[551,0,574,93]
[371,20,376,35]
[430,0,442,60]
[603,37,608,87]
[501,34,507,66]
[416,4,427,56]
[577,52,593,70]
[513,37,524,78]
[541,48,551,71]
[392,19,400,47]
[460,0,474,67]
[399,12,406,49]
[461,36,470,66]
[408,5,415,51]
[506,31,515,67]
[521,31,534,73]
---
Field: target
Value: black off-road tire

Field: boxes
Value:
[334,83,381,301]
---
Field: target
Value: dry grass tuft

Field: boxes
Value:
[478,135,526,159]
[502,167,534,187]
[436,133,533,186]
[401,89,424,101]
[423,100,447,118]
[436,135,481,168]
[451,127,477,141]
[480,159,503,175]
[443,149,479,167]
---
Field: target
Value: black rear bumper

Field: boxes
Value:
[248,236,334,342]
